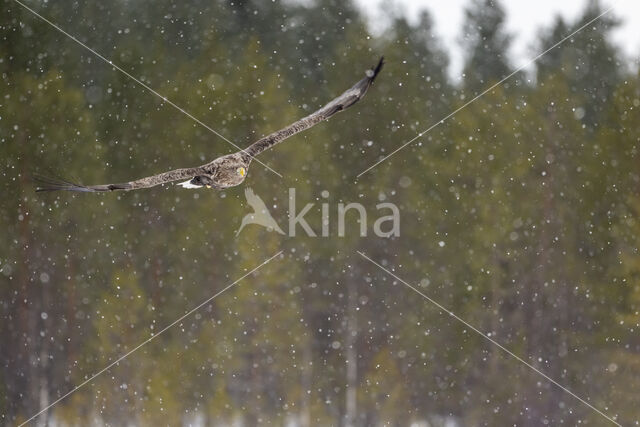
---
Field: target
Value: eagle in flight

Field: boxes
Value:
[36,58,384,193]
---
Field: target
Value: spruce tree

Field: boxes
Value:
[461,0,511,92]
[536,0,622,127]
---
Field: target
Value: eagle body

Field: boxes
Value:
[35,57,384,193]
[177,153,250,189]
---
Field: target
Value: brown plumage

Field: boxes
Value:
[35,57,384,193]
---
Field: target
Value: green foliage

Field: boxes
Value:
[461,0,511,92]
[1,0,639,425]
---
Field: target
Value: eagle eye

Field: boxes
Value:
[237,167,246,177]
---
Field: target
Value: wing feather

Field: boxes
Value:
[34,167,203,193]
[243,57,384,159]
[35,57,384,194]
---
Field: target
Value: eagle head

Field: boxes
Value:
[208,154,250,189]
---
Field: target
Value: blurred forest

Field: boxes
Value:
[1,0,639,425]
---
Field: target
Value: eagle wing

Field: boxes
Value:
[34,57,383,194]
[243,57,384,159]
[34,167,204,193]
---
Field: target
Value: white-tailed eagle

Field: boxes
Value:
[36,57,384,193]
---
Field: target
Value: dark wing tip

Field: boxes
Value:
[32,174,96,193]
[368,56,384,82]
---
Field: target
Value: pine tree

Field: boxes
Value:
[461,0,511,93]
[536,0,622,127]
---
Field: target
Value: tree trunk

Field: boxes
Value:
[344,280,358,427]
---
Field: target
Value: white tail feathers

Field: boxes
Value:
[177,179,201,189]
